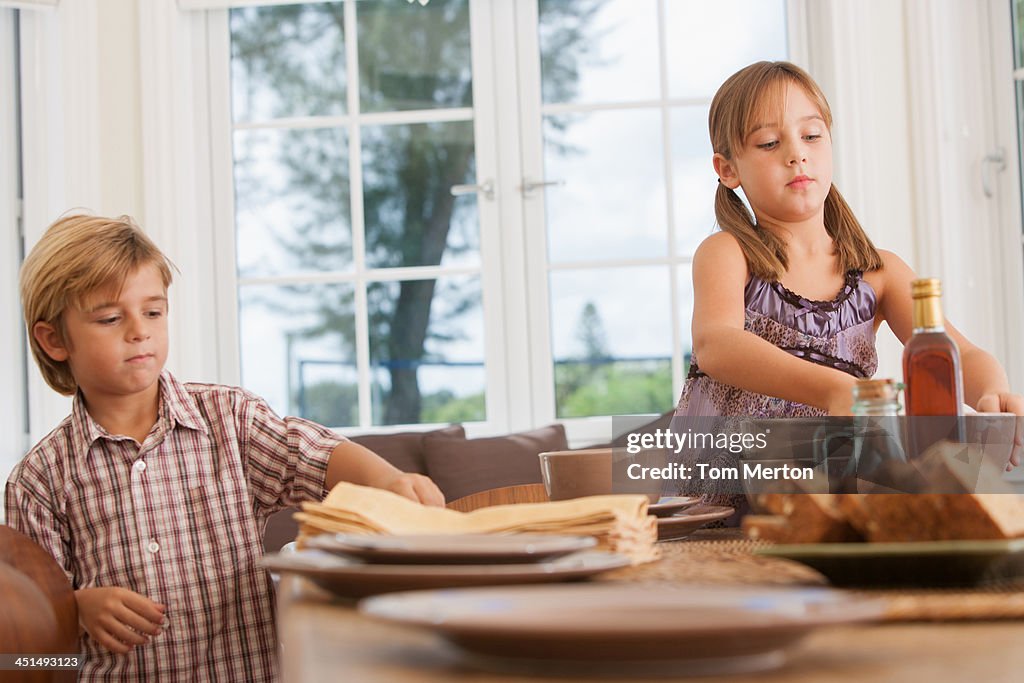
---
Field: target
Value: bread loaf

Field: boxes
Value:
[748,493,862,542]
[743,440,1024,543]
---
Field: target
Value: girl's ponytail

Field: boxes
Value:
[714,183,788,281]
[823,185,883,273]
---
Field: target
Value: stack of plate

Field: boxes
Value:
[261,533,630,599]
[648,497,735,541]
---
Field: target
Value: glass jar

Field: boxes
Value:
[852,378,902,416]
[849,378,908,489]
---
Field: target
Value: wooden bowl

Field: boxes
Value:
[0,562,60,683]
[0,526,79,653]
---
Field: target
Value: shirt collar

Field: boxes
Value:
[158,371,209,436]
[70,371,209,456]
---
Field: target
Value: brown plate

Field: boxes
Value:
[647,496,702,518]
[261,550,629,598]
[656,505,735,542]
[360,584,884,675]
[303,533,597,565]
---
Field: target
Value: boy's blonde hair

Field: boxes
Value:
[19,214,176,395]
[709,61,883,280]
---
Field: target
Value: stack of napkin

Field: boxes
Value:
[295,483,659,564]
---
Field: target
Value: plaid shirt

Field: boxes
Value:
[5,371,342,682]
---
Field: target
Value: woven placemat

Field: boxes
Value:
[598,529,1024,621]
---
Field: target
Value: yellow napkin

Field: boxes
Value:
[295,482,659,564]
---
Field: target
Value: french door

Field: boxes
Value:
[216,0,792,439]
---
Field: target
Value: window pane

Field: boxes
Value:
[239,283,357,428]
[362,121,480,269]
[233,127,351,277]
[230,3,346,122]
[1013,0,1024,232]
[1015,0,1024,68]
[665,0,788,99]
[550,268,673,418]
[538,0,659,105]
[544,110,668,263]
[671,105,716,256]
[368,276,485,425]
[676,263,694,374]
[357,0,472,113]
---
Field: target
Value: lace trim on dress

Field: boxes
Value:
[769,270,862,313]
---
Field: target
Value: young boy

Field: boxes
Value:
[5,214,444,681]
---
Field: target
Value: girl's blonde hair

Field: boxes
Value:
[19,213,176,395]
[709,61,882,280]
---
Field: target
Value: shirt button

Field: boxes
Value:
[134,460,147,473]
[147,540,160,554]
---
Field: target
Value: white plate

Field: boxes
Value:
[360,584,884,674]
[303,532,596,564]
[261,549,629,598]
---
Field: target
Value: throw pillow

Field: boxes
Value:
[262,424,466,553]
[422,424,568,502]
[349,424,466,475]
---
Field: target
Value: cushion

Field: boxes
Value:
[583,410,675,450]
[422,424,568,502]
[262,424,466,552]
[349,424,466,474]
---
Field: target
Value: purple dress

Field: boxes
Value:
[676,270,878,418]
[672,270,878,517]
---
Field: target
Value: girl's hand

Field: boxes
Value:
[370,471,445,507]
[975,393,1024,470]
[75,587,165,654]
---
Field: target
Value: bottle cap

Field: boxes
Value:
[910,278,942,299]
[853,378,899,402]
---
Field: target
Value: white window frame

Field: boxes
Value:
[219,2,508,432]
[0,7,26,497]
[901,0,1024,393]
[513,0,808,445]
[986,0,1024,392]
[5,0,102,446]
[143,0,807,443]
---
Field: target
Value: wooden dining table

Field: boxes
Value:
[275,530,1024,682]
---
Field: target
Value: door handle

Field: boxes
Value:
[450,180,495,201]
[982,148,1006,198]
[521,178,565,196]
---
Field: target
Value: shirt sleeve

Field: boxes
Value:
[4,465,75,587]
[238,395,346,514]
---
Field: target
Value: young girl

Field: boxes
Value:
[674,61,1022,506]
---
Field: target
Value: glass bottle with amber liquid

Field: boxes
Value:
[902,278,964,457]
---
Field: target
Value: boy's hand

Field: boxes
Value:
[975,393,1024,470]
[75,587,166,654]
[371,471,445,507]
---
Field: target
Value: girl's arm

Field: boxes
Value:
[874,250,1023,467]
[691,233,859,415]
[873,250,1022,410]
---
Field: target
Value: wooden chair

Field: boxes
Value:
[0,525,79,683]
[446,483,549,513]
[264,507,300,553]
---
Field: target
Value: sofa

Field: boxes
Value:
[263,412,674,551]
[263,422,569,551]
